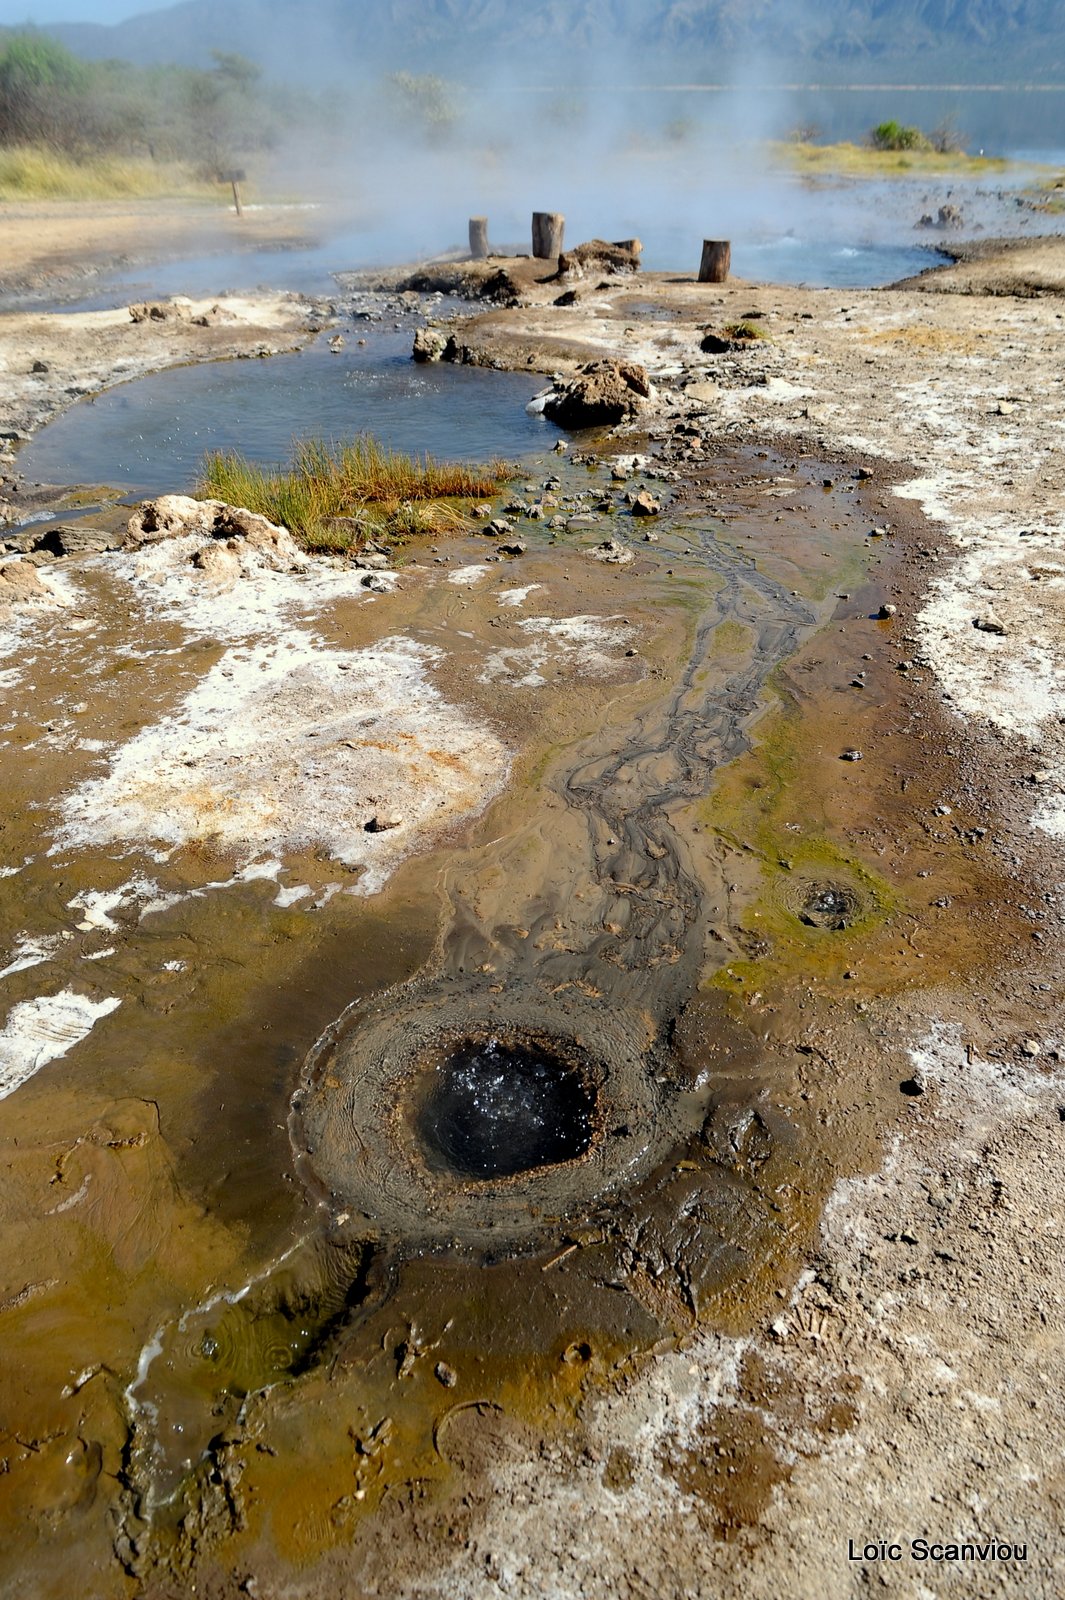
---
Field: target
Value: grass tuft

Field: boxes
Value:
[199,435,514,550]
[771,139,1009,178]
[0,145,220,200]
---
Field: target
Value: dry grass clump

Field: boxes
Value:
[0,145,217,200]
[772,139,1007,178]
[199,435,513,551]
[723,320,768,341]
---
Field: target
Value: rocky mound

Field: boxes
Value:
[542,361,651,428]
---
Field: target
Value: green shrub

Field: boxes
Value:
[870,120,930,151]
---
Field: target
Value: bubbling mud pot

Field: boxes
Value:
[416,1033,597,1180]
[292,981,685,1251]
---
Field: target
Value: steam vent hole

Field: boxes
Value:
[417,1036,597,1181]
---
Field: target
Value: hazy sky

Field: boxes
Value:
[0,0,163,23]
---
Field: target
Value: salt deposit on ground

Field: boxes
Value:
[0,989,121,1100]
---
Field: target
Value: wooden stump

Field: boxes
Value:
[532,211,565,259]
[469,216,489,259]
[698,239,731,282]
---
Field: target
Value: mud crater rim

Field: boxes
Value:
[290,979,693,1251]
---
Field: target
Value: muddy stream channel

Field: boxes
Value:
[0,306,1021,1594]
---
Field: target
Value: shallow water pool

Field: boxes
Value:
[18,329,562,495]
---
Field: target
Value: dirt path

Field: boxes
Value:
[0,197,322,299]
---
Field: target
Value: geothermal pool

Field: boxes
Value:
[16,328,562,495]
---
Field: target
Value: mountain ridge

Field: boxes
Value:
[21,0,1065,81]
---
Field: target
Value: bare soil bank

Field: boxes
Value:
[0,197,321,302]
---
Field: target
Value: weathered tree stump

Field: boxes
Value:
[698,239,731,282]
[469,216,489,259]
[532,211,565,259]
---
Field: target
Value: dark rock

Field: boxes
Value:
[365,813,402,832]
[700,324,765,354]
[479,268,525,306]
[554,239,642,278]
[543,360,651,428]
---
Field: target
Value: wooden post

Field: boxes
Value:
[532,211,565,259]
[220,168,247,219]
[469,216,489,259]
[698,239,731,282]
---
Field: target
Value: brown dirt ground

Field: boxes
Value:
[1,213,1064,1599]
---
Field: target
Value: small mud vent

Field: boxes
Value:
[290,981,692,1253]
[417,1036,597,1180]
[798,881,860,931]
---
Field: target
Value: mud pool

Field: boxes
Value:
[0,321,1029,1595]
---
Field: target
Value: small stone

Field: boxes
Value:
[590,538,633,565]
[876,603,897,619]
[973,614,1007,635]
[935,804,952,816]
[630,490,661,517]
[769,1318,789,1341]
[435,1362,458,1388]
[365,814,402,832]
[1021,1038,1042,1058]
[840,748,863,762]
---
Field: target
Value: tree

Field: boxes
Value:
[0,33,88,146]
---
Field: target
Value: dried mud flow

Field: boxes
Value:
[3,232,1063,1600]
